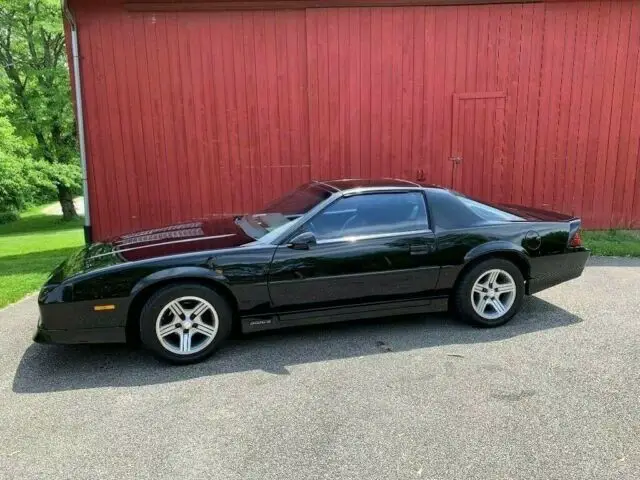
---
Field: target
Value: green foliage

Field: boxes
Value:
[582,230,640,257]
[0,0,81,218]
[0,210,19,224]
[0,105,74,213]
[0,111,38,212]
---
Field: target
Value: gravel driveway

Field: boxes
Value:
[1,257,639,480]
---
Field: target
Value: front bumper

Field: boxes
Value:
[36,296,130,345]
[33,323,126,344]
[527,249,590,294]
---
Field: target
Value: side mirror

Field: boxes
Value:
[288,231,317,250]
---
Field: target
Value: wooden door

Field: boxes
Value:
[450,92,507,202]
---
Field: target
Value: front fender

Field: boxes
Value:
[130,266,229,298]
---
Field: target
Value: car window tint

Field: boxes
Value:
[425,189,523,229]
[454,195,524,222]
[425,189,484,229]
[308,192,428,240]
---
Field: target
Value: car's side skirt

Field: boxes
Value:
[240,297,449,333]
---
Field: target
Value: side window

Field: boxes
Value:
[306,192,428,240]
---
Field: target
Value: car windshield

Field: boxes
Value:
[235,183,333,241]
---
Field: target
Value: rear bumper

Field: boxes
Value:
[527,249,590,294]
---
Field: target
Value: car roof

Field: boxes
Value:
[313,178,444,191]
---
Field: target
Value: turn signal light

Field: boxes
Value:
[94,304,116,311]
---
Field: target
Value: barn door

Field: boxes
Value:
[450,92,507,202]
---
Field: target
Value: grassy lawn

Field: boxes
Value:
[0,206,84,308]
[582,230,640,257]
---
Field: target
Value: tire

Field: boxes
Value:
[453,258,525,328]
[139,283,233,365]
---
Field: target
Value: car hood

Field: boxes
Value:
[48,217,257,284]
[496,203,577,222]
[105,217,256,261]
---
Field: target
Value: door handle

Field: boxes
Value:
[409,245,432,255]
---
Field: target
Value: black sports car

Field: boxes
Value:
[36,179,590,364]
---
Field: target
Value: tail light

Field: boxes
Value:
[568,230,583,247]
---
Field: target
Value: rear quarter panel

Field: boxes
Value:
[433,222,571,290]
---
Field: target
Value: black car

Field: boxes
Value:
[36,179,590,364]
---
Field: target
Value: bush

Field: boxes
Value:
[0,210,19,225]
[0,113,72,212]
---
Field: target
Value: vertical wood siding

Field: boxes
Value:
[71,1,640,239]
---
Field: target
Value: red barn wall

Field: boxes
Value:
[68,0,640,240]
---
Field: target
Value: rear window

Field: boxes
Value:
[426,189,523,229]
[453,193,524,222]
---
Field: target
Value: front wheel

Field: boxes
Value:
[453,258,525,327]
[139,284,233,364]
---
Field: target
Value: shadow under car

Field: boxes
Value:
[13,296,582,394]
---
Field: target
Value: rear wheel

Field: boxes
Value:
[454,258,525,327]
[139,284,233,364]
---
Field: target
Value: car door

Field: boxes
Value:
[267,190,441,318]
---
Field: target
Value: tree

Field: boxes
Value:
[0,0,81,220]
[0,112,34,216]
[0,118,61,217]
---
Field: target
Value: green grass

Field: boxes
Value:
[582,230,640,257]
[0,206,84,308]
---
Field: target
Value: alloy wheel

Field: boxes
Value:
[155,296,219,355]
[470,269,517,320]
